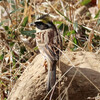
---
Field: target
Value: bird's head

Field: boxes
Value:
[30,14,56,30]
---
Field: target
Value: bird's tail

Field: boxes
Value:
[47,61,56,91]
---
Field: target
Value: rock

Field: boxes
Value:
[8,51,100,100]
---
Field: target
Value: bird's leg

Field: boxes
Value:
[43,59,48,72]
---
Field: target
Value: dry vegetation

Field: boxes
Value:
[0,0,100,100]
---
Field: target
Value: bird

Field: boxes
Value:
[31,14,62,91]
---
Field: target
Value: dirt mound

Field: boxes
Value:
[8,51,100,100]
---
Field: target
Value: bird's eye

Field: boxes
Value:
[34,21,49,30]
[35,22,44,25]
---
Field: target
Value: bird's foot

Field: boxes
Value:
[43,60,48,72]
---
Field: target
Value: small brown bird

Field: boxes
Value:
[31,14,62,91]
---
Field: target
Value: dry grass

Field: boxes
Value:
[0,0,100,100]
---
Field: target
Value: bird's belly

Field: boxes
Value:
[37,42,49,59]
[39,47,49,60]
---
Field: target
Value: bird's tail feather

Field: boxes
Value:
[47,61,56,91]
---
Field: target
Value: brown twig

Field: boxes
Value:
[2,1,13,25]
